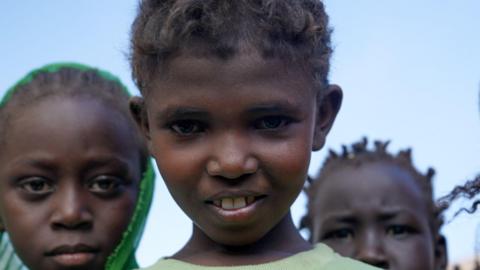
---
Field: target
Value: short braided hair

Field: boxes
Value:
[301,137,444,242]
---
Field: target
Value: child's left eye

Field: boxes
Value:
[88,175,124,195]
[254,116,292,130]
[386,225,416,239]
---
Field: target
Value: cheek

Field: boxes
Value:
[94,191,138,249]
[258,135,312,187]
[0,195,48,267]
[386,236,435,269]
[151,137,206,191]
[0,191,43,234]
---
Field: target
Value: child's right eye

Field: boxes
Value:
[18,177,55,195]
[169,120,206,136]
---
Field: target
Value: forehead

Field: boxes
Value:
[148,50,315,101]
[144,52,318,121]
[312,162,428,217]
[2,96,138,160]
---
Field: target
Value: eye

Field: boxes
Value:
[322,228,354,242]
[386,225,416,239]
[88,175,125,195]
[254,116,292,130]
[169,120,206,136]
[18,177,54,195]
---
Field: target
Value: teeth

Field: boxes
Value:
[234,197,246,208]
[219,197,249,210]
[221,198,234,209]
[246,196,255,204]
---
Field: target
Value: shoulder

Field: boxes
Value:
[136,245,380,270]
[309,244,380,270]
[0,232,27,270]
[287,243,380,270]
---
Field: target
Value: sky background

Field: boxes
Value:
[1,0,479,267]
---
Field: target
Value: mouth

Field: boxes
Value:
[205,193,267,223]
[207,195,266,210]
[45,244,99,267]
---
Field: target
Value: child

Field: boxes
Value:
[129,0,377,269]
[0,63,155,270]
[301,138,448,270]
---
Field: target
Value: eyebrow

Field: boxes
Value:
[320,212,359,224]
[10,158,58,171]
[156,107,211,123]
[82,156,132,173]
[245,102,300,115]
[320,206,423,222]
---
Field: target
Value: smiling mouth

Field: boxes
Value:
[207,195,266,210]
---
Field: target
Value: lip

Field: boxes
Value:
[45,244,99,267]
[205,191,267,223]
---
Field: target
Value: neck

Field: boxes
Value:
[173,212,312,266]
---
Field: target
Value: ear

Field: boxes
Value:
[312,84,343,151]
[434,235,448,270]
[129,96,152,150]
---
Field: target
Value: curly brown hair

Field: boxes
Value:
[300,137,445,243]
[130,0,333,97]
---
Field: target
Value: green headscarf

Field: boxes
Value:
[0,63,155,270]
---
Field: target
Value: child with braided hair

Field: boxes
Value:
[301,138,448,270]
[0,63,155,270]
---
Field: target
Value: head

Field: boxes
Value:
[301,138,447,270]
[0,63,150,270]
[130,0,342,251]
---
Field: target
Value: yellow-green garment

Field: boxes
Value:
[0,63,156,270]
[140,244,380,270]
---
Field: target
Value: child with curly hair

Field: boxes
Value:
[129,0,378,269]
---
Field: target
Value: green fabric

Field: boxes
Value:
[105,162,155,270]
[0,232,25,270]
[0,62,155,270]
[140,244,380,270]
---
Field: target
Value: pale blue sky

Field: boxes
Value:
[1,0,479,267]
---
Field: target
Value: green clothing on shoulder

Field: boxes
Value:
[140,243,379,270]
[0,232,25,270]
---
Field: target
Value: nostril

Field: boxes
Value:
[52,220,93,231]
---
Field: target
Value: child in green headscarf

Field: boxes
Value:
[0,63,155,270]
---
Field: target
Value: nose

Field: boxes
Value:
[206,132,258,179]
[50,185,93,230]
[355,231,389,269]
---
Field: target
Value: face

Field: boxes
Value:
[311,162,446,270]
[138,51,340,247]
[0,97,142,270]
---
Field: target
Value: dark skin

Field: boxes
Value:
[131,49,342,266]
[310,162,447,270]
[0,96,142,270]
